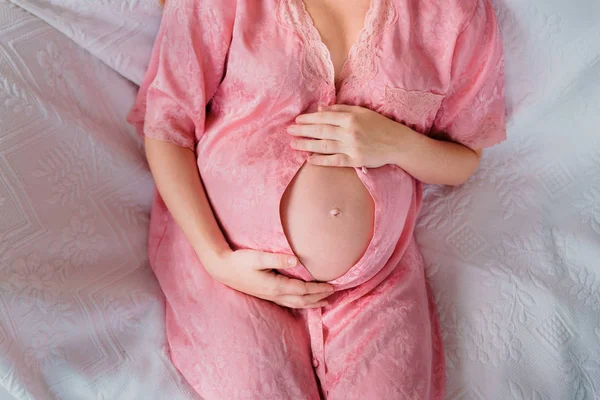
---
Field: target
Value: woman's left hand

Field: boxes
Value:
[287,104,413,168]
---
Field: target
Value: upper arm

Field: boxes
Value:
[432,0,507,150]
[127,0,237,150]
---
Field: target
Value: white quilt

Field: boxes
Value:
[0,0,599,399]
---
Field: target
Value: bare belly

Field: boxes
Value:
[280,164,375,282]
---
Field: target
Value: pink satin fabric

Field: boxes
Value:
[128,0,506,398]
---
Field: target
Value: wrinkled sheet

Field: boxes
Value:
[0,0,599,399]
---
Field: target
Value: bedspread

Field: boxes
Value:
[1,0,599,398]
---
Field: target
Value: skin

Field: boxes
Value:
[146,0,482,308]
[279,158,375,282]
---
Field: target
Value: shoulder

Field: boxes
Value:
[162,0,239,25]
[163,0,239,17]
[163,0,238,7]
[453,0,499,33]
[409,0,498,38]
[406,0,482,28]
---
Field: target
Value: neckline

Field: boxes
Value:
[296,0,376,91]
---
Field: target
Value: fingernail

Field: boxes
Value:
[288,257,297,266]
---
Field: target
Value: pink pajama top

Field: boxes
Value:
[128,0,506,396]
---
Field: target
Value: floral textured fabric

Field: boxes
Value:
[128,0,506,398]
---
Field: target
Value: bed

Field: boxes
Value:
[0,0,598,399]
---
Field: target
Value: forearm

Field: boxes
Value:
[145,137,230,266]
[392,126,482,186]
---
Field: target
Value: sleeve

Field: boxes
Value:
[431,0,507,149]
[127,0,236,150]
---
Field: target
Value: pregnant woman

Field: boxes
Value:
[128,0,506,398]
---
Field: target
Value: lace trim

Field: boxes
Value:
[458,114,506,149]
[144,124,195,150]
[342,0,396,86]
[384,86,444,127]
[277,0,397,90]
[277,0,333,87]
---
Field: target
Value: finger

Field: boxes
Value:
[323,104,358,113]
[291,139,342,154]
[287,123,345,140]
[273,300,327,309]
[295,111,353,128]
[308,154,353,167]
[298,301,329,309]
[254,252,298,270]
[278,292,332,309]
[272,274,334,296]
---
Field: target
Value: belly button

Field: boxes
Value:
[330,208,342,217]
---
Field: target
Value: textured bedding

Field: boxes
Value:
[0,0,599,399]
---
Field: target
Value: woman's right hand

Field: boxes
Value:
[206,250,335,309]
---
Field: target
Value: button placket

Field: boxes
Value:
[307,307,326,383]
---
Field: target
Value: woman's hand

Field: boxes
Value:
[287,104,414,168]
[205,250,335,309]
[288,104,483,185]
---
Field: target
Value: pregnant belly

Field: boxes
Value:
[280,163,375,282]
